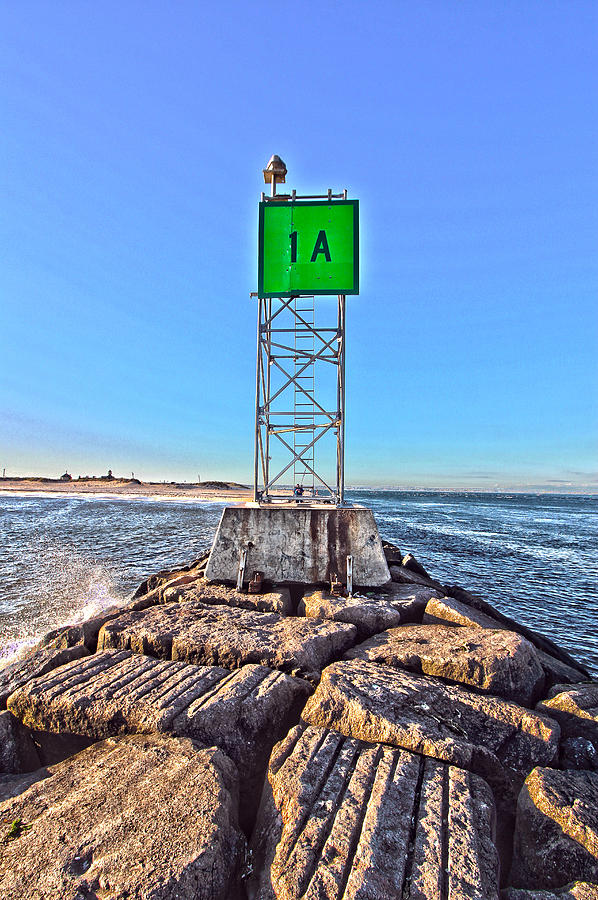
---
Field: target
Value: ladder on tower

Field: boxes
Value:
[293,295,316,498]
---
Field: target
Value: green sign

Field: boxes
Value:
[258,199,359,298]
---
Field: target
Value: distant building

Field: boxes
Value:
[60,472,72,481]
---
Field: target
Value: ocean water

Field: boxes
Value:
[0,491,596,674]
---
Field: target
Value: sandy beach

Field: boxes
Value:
[0,478,256,504]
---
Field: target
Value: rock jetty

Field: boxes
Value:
[0,539,596,898]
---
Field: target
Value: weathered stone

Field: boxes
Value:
[536,651,590,689]
[402,551,434,579]
[345,624,545,705]
[503,884,598,899]
[205,505,390,587]
[302,660,560,778]
[381,581,440,613]
[0,644,89,707]
[33,605,124,652]
[537,684,598,754]
[0,710,40,773]
[98,601,356,679]
[424,594,501,628]
[0,734,245,899]
[126,573,207,612]
[424,596,587,687]
[382,539,403,566]
[163,579,293,615]
[132,550,210,598]
[511,767,598,889]
[390,564,443,591]
[560,737,598,772]
[297,588,425,639]
[445,585,591,679]
[7,649,310,825]
[249,723,499,899]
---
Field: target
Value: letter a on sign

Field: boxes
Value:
[310,230,331,263]
[258,199,359,297]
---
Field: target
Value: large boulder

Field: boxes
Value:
[162,580,293,615]
[0,644,89,707]
[0,734,245,899]
[445,585,591,679]
[537,684,598,768]
[534,652,593,691]
[299,589,403,639]
[302,659,560,780]
[0,710,40,773]
[424,595,507,629]
[558,737,598,772]
[298,585,436,639]
[345,624,545,705]
[382,539,403,566]
[249,722,499,899]
[510,767,598,890]
[132,551,210,598]
[97,601,356,680]
[423,596,587,687]
[7,649,311,827]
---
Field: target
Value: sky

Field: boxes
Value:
[1,1,596,492]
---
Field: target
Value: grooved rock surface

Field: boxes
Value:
[97,601,356,679]
[162,580,293,615]
[345,624,545,705]
[298,585,437,639]
[249,723,499,899]
[0,734,245,900]
[503,884,598,899]
[537,685,598,751]
[423,596,587,687]
[0,710,40,773]
[7,650,310,822]
[511,767,598,890]
[302,660,560,778]
[0,644,89,707]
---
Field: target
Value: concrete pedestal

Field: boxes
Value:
[205,505,390,588]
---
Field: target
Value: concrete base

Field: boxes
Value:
[205,505,391,588]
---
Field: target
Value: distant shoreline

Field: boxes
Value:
[0,478,255,504]
[0,479,595,499]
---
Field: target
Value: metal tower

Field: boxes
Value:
[253,157,347,505]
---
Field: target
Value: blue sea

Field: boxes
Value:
[0,491,596,675]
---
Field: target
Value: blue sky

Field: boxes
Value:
[1,1,596,491]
